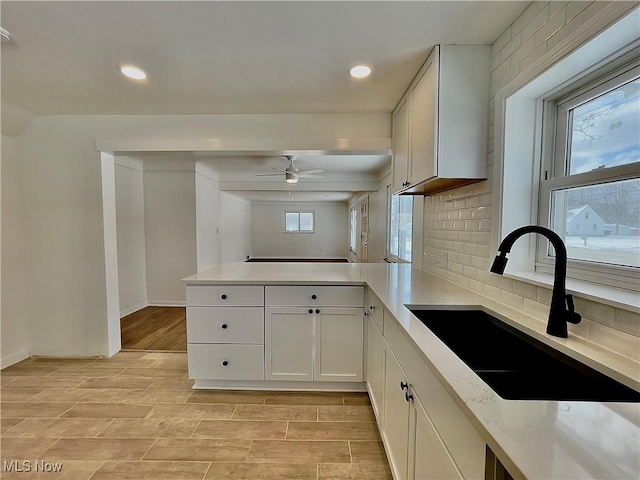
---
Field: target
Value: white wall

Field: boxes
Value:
[195,168,222,271]
[1,135,30,367]
[222,193,251,262]
[143,160,197,305]
[114,157,147,317]
[251,202,347,258]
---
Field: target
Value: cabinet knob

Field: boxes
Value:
[221,294,227,300]
[369,304,375,311]
[311,294,317,300]
[221,324,228,329]
[315,309,320,314]
[308,309,313,314]
[222,361,229,367]
[364,311,369,317]
[405,391,414,402]
[400,381,408,391]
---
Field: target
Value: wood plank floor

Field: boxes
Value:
[0,352,392,480]
[120,307,186,351]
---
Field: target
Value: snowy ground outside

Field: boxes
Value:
[564,235,640,267]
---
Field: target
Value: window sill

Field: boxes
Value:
[505,270,639,312]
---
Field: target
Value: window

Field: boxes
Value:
[539,60,640,286]
[285,211,314,233]
[349,206,358,253]
[387,189,413,262]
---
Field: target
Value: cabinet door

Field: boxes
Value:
[366,314,385,419]
[314,308,363,382]
[265,307,313,381]
[392,95,410,193]
[410,393,462,480]
[409,47,438,185]
[382,344,410,480]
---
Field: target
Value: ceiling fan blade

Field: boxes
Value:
[255,173,284,177]
[297,169,324,175]
[271,166,289,173]
[298,174,324,179]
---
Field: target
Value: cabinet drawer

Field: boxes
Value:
[186,286,264,306]
[187,307,264,344]
[188,344,264,380]
[365,288,384,330]
[266,286,363,307]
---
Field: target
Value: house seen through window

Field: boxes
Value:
[541,62,640,272]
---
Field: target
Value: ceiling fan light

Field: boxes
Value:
[286,176,299,184]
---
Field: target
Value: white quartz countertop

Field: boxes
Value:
[183,262,640,479]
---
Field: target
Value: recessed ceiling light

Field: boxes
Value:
[349,64,372,79]
[118,65,148,81]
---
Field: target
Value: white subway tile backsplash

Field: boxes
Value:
[493,26,513,54]
[533,6,566,49]
[574,297,615,327]
[520,42,548,72]
[566,0,592,22]
[521,4,549,41]
[549,0,569,18]
[512,280,537,300]
[510,35,535,65]
[547,12,584,51]
[484,284,503,302]
[492,275,513,292]
[512,1,548,34]
[502,291,525,311]
[589,322,640,362]
[500,32,523,62]
[536,287,552,305]
[523,298,549,321]
[469,279,485,295]
[614,309,640,337]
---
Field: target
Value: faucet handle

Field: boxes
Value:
[565,295,582,324]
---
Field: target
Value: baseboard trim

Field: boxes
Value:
[193,379,367,392]
[119,303,148,318]
[1,349,30,369]
[148,301,186,307]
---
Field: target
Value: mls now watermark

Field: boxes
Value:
[3,460,63,473]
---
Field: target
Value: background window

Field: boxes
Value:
[387,192,413,262]
[285,211,314,232]
[540,61,640,281]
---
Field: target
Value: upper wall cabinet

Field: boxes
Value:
[392,45,491,195]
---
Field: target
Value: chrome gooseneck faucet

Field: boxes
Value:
[491,226,581,338]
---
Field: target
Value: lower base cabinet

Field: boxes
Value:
[366,314,385,419]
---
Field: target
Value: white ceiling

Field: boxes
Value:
[3,1,528,203]
[1,1,529,115]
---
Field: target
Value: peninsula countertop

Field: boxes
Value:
[183,262,640,480]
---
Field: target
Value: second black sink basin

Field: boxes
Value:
[410,309,640,402]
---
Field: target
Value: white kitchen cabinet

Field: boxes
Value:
[392,95,410,193]
[392,44,491,195]
[265,307,314,381]
[188,344,265,381]
[366,313,385,419]
[410,393,462,480]
[315,307,363,382]
[265,306,364,383]
[383,342,411,480]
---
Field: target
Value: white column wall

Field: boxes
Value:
[1,135,30,366]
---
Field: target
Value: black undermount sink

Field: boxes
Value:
[410,309,640,402]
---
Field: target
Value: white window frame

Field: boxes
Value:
[386,189,413,263]
[492,5,640,309]
[349,206,358,254]
[284,210,315,234]
[537,60,640,291]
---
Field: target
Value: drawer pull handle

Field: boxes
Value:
[221,294,227,300]
[369,304,375,311]
[405,391,413,402]
[222,361,229,367]
[315,309,320,314]
[400,381,408,391]
[308,309,313,314]
[221,324,228,329]
[311,294,317,300]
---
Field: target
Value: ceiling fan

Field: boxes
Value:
[255,156,324,184]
